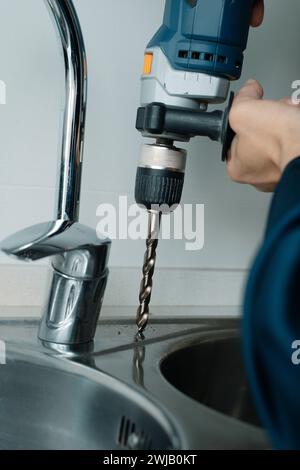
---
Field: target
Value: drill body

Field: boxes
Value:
[140,0,254,112]
[135,0,254,333]
[149,0,253,78]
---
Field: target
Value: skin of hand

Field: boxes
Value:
[251,0,265,27]
[227,80,300,192]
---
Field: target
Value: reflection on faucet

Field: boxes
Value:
[133,334,146,388]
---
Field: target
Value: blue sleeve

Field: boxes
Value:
[243,156,300,450]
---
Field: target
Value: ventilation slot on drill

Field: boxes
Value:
[117,415,152,450]
[203,53,214,62]
[178,50,189,59]
[191,51,200,60]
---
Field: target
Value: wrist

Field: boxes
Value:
[276,114,300,172]
[278,142,300,173]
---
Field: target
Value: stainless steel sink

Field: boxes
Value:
[0,315,270,450]
[160,335,260,428]
[0,348,178,450]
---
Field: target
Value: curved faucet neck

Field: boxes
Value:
[45,0,87,222]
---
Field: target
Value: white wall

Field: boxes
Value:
[0,0,299,309]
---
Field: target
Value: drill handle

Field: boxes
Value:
[136,93,236,161]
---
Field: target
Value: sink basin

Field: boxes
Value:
[0,317,269,450]
[160,334,261,428]
[0,348,178,450]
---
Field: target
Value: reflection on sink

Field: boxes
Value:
[160,335,261,428]
[0,349,178,450]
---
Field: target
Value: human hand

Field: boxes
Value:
[227,80,300,192]
[251,0,264,27]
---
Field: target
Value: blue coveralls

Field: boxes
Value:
[243,157,300,449]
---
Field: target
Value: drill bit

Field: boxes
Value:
[136,210,161,334]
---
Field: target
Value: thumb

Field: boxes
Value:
[234,79,264,103]
[251,0,265,27]
[229,80,264,135]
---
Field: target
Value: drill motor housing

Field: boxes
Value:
[149,0,254,80]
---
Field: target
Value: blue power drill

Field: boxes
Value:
[135,0,254,333]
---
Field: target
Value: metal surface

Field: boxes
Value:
[161,335,261,428]
[0,223,110,347]
[139,143,187,172]
[0,348,176,450]
[45,0,87,222]
[38,260,109,345]
[0,1,110,346]
[0,317,270,450]
[136,211,161,333]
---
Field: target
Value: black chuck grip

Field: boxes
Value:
[135,167,184,211]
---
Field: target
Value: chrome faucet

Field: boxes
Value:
[0,0,110,346]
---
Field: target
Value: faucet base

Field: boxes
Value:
[38,267,109,346]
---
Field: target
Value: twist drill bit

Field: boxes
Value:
[136,210,161,334]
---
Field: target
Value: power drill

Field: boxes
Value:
[135,0,254,333]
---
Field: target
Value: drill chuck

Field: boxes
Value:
[135,143,186,333]
[135,143,187,212]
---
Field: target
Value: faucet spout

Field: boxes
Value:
[45,0,87,222]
